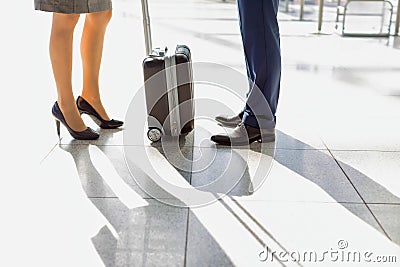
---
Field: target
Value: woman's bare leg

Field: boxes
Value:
[50,13,87,132]
[80,10,113,121]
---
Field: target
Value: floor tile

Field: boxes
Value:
[186,211,248,267]
[34,149,123,267]
[279,66,400,151]
[232,200,400,264]
[190,145,275,197]
[124,142,195,204]
[186,201,281,267]
[56,144,139,199]
[53,143,194,205]
[240,148,364,203]
[187,199,400,266]
[319,117,400,151]
[330,151,400,204]
[368,204,400,245]
[90,198,188,267]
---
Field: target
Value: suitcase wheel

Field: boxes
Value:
[147,128,162,142]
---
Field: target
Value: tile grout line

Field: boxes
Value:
[189,133,195,185]
[183,132,194,267]
[39,139,62,164]
[328,149,400,153]
[63,143,328,151]
[59,143,400,153]
[183,208,190,267]
[88,196,120,199]
[322,140,392,240]
[231,199,400,205]
[87,197,400,205]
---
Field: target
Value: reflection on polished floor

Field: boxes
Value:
[5,0,400,266]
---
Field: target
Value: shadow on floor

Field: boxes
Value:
[271,130,400,244]
[59,127,400,266]
[60,129,236,266]
[149,126,274,197]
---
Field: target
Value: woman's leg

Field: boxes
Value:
[50,13,87,132]
[80,10,113,121]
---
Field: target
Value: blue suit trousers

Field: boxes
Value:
[237,0,281,129]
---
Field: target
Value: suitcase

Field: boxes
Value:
[140,0,194,142]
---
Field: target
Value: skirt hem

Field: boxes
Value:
[35,2,112,14]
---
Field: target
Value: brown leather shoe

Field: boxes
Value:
[211,123,275,146]
[215,111,244,128]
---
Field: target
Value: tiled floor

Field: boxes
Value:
[2,0,400,266]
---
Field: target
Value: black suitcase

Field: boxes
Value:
[141,0,194,142]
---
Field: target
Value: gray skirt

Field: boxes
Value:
[34,0,112,14]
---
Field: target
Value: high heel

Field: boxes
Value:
[55,120,61,139]
[76,96,124,129]
[52,102,100,140]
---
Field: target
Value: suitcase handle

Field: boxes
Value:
[141,0,153,55]
[150,47,168,57]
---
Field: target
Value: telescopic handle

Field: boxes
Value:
[141,0,153,55]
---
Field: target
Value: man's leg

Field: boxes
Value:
[237,0,281,129]
[211,0,280,145]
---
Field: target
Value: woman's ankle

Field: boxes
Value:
[81,92,101,102]
[80,94,110,121]
[58,98,78,111]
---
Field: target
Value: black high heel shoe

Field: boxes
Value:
[76,96,124,129]
[52,102,100,140]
